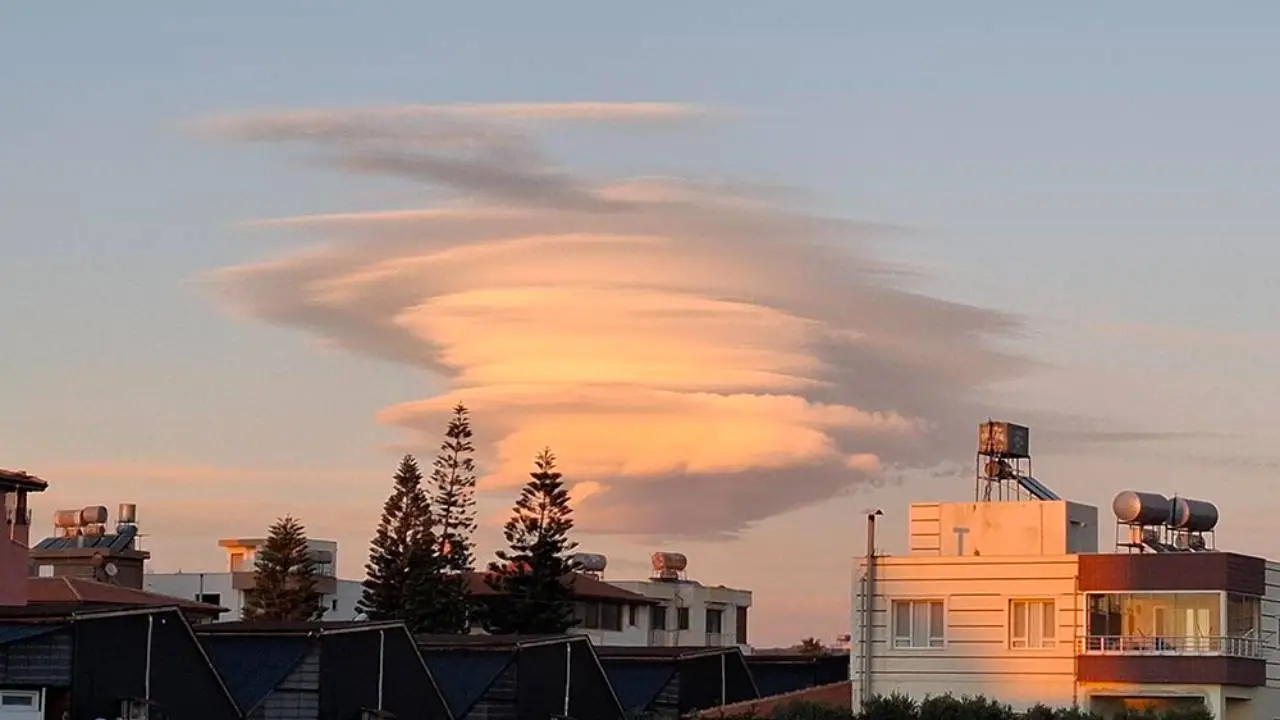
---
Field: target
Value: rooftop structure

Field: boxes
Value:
[146,535,363,622]
[1,468,48,607]
[604,552,753,649]
[0,605,239,720]
[29,502,150,589]
[195,620,452,720]
[597,645,760,717]
[416,632,624,719]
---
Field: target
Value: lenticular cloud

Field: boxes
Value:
[199,102,1033,538]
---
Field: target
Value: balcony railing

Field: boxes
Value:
[1078,634,1264,660]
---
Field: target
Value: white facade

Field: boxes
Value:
[608,578,752,649]
[852,498,1280,720]
[145,536,364,622]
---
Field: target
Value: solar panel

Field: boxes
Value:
[1017,475,1060,501]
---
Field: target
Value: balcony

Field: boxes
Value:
[1078,634,1264,660]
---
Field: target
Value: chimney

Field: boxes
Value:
[1,469,48,607]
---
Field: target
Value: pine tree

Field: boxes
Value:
[429,403,478,633]
[359,455,442,630]
[482,447,580,635]
[242,515,323,622]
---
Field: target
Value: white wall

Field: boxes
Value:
[572,602,653,647]
[853,553,1081,710]
[145,572,363,622]
[909,500,1098,558]
[611,579,752,648]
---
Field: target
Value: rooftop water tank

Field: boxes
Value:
[1112,491,1172,526]
[1170,497,1219,533]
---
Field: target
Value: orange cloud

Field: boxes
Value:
[197,102,1040,538]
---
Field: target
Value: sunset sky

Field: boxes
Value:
[4,3,1280,646]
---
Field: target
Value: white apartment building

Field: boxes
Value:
[145,536,363,621]
[852,421,1279,720]
[568,552,753,649]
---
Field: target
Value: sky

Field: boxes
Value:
[3,3,1280,646]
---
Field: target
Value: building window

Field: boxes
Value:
[37,564,53,578]
[628,605,638,627]
[736,606,748,644]
[0,692,37,708]
[575,601,623,631]
[677,607,690,631]
[229,552,246,572]
[600,603,623,631]
[706,608,724,635]
[197,593,222,606]
[651,605,668,630]
[331,598,339,612]
[1085,592,1226,653]
[1010,600,1056,649]
[892,599,945,648]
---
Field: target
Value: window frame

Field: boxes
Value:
[706,607,724,635]
[1008,598,1058,650]
[600,602,623,632]
[650,605,668,631]
[0,691,39,710]
[890,598,947,650]
[677,607,690,631]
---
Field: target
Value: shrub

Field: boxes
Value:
[861,692,919,720]
[694,693,1209,720]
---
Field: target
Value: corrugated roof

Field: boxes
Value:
[419,648,514,718]
[200,634,313,714]
[603,663,677,713]
[0,623,64,647]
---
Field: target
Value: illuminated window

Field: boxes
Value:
[892,600,945,648]
[1010,599,1056,649]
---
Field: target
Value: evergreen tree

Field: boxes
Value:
[359,455,442,630]
[429,403,478,633]
[482,447,580,635]
[795,637,827,656]
[242,515,323,622]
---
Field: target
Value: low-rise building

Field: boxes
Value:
[461,553,753,649]
[606,553,752,650]
[145,536,364,621]
[851,421,1280,720]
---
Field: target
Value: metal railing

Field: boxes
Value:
[1078,634,1264,659]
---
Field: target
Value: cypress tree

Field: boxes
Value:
[482,447,580,635]
[242,515,322,622]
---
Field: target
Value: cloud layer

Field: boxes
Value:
[199,102,1037,538]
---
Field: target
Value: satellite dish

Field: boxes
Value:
[104,562,119,578]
